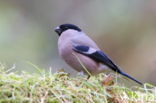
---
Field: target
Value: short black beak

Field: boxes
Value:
[54,26,62,35]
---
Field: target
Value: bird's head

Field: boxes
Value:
[54,24,81,36]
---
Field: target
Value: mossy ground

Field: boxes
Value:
[0,64,155,103]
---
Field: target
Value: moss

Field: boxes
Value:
[0,64,155,103]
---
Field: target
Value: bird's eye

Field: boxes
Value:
[62,27,69,30]
[64,27,68,29]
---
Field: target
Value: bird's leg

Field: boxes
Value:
[78,71,90,80]
[87,75,90,79]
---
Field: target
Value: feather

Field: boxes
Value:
[73,45,143,85]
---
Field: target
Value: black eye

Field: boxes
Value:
[60,26,68,30]
[64,27,68,29]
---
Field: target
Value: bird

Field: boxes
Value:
[54,23,143,85]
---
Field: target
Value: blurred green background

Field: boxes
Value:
[0,0,156,84]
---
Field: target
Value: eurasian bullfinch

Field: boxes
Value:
[54,24,142,85]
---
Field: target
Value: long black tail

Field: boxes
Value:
[119,71,143,85]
